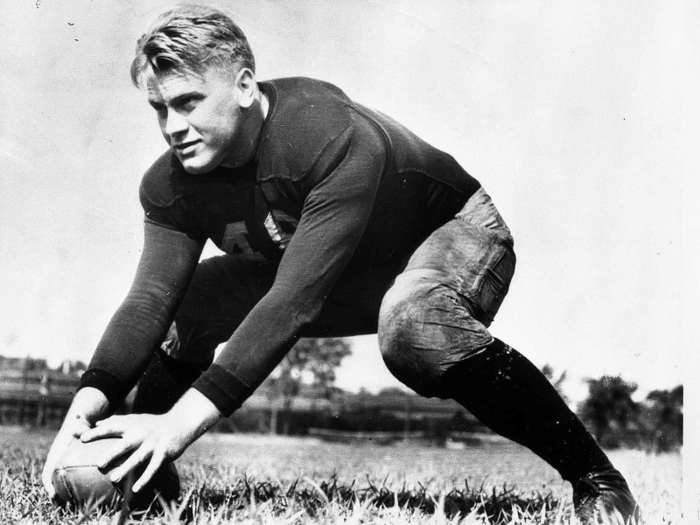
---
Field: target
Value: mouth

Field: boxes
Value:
[173,140,199,156]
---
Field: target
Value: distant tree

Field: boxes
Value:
[579,375,640,449]
[266,338,351,434]
[0,355,23,370]
[22,357,49,372]
[377,387,411,397]
[641,385,683,452]
[541,364,568,403]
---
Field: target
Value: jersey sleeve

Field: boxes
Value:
[79,220,205,407]
[192,115,386,415]
[138,150,204,237]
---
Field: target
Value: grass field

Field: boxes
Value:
[0,426,681,524]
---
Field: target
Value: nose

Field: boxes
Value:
[163,109,189,139]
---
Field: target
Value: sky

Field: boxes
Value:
[0,0,696,405]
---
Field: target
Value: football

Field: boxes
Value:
[51,436,180,509]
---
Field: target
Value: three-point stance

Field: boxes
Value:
[43,5,640,523]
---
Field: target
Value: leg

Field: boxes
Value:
[378,196,639,523]
[133,254,276,414]
[134,253,394,414]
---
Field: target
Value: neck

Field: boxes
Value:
[221,92,266,169]
[259,90,269,120]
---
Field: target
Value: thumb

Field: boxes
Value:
[42,463,57,499]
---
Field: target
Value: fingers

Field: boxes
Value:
[58,413,177,496]
[42,443,61,498]
[108,445,165,494]
[109,445,150,484]
[81,416,124,442]
[43,428,82,500]
[41,466,56,499]
[132,451,165,493]
[99,438,137,471]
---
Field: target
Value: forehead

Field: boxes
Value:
[146,68,231,103]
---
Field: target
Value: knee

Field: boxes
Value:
[377,280,420,372]
[378,270,493,397]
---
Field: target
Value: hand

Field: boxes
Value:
[42,387,110,499]
[81,388,222,493]
[80,412,189,493]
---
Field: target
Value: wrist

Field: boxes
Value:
[67,387,110,424]
[79,369,128,409]
[168,388,223,443]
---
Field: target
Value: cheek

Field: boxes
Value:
[209,119,239,146]
[158,118,171,143]
[209,102,241,139]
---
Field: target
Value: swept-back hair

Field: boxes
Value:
[131,4,255,88]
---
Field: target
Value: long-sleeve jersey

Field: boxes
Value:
[81,77,482,416]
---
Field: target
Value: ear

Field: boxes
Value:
[235,68,257,109]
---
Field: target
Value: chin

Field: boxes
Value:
[179,157,219,175]
[181,164,212,175]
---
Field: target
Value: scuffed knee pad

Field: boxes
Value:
[378,270,493,397]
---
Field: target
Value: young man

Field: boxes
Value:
[43,5,640,523]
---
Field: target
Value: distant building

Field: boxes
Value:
[0,356,82,426]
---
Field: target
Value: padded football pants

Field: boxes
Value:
[136,186,610,482]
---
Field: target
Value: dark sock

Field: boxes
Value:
[132,349,208,415]
[443,338,611,482]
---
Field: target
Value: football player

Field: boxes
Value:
[43,5,640,523]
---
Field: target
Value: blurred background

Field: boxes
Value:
[0,0,695,407]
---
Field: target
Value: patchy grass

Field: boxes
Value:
[0,427,681,524]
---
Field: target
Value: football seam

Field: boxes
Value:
[53,469,77,503]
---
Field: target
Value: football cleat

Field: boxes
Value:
[573,467,641,524]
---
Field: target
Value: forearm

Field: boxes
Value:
[167,388,223,445]
[191,220,367,414]
[81,291,176,405]
[192,290,308,415]
[81,221,204,408]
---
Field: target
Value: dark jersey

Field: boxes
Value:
[83,77,481,414]
[140,77,480,272]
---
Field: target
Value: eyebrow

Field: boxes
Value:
[148,91,204,109]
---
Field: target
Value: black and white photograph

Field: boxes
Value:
[0,1,693,523]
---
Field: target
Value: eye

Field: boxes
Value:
[150,102,167,118]
[178,96,201,113]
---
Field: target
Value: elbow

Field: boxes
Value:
[293,301,323,332]
[266,285,326,333]
[118,287,173,331]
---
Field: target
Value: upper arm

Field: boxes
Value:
[129,220,206,308]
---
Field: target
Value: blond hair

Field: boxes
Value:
[131,4,255,87]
